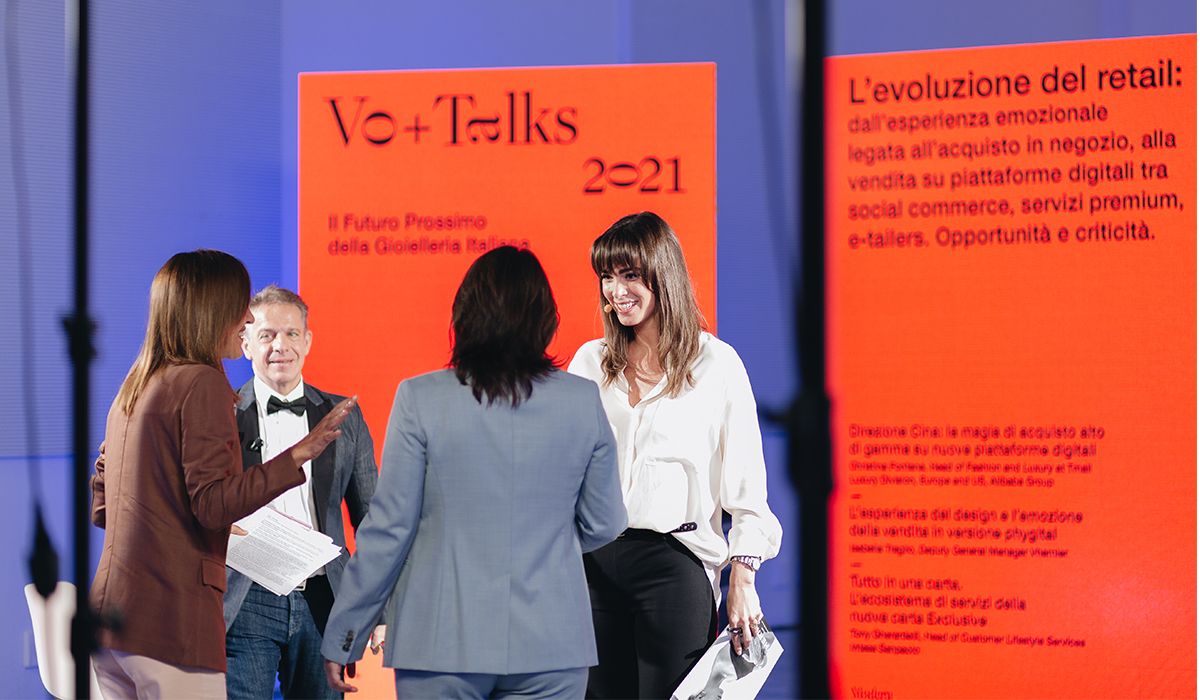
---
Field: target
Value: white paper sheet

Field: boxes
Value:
[226,507,342,596]
[671,624,784,700]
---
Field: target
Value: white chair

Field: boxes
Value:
[24,581,104,699]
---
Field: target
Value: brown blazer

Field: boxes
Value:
[90,363,304,672]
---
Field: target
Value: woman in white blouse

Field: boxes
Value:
[568,211,783,699]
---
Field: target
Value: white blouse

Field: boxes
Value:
[568,332,783,600]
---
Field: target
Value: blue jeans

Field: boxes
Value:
[226,582,338,700]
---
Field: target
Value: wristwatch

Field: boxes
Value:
[730,555,761,572]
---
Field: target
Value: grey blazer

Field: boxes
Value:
[321,369,625,675]
[224,380,378,631]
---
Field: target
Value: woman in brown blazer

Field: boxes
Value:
[90,250,355,699]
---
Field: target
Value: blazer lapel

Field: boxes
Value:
[236,382,262,471]
[306,386,335,534]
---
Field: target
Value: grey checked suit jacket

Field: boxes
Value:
[321,369,625,675]
[223,380,378,631]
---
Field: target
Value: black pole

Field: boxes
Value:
[67,0,95,697]
[795,0,831,696]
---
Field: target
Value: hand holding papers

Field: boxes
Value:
[672,620,784,700]
[227,507,342,595]
[369,625,386,654]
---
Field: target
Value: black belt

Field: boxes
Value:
[618,522,696,539]
[294,573,325,592]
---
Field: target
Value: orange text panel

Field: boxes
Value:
[826,34,1196,699]
[300,63,716,697]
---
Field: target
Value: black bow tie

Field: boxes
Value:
[267,395,306,416]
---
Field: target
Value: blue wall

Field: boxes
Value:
[0,0,1191,697]
[0,2,283,696]
[830,0,1193,55]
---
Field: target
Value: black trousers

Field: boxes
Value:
[584,529,718,699]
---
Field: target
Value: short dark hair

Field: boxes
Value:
[450,246,558,406]
[250,284,309,327]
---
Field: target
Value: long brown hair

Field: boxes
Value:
[590,212,704,397]
[450,246,558,406]
[115,250,251,414]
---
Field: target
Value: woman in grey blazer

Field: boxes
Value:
[322,246,626,699]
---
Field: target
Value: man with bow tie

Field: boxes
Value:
[224,285,380,699]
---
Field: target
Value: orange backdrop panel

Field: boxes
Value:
[826,35,1195,698]
[299,64,715,696]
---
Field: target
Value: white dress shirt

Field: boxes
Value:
[252,376,319,535]
[568,332,783,601]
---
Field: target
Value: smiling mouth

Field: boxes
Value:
[613,300,638,313]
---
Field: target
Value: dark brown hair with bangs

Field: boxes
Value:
[451,246,559,406]
[115,250,251,413]
[591,211,704,397]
